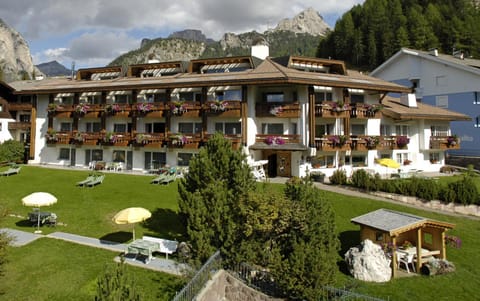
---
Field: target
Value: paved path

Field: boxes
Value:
[1,228,186,275]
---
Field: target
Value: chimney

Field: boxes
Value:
[251,38,269,60]
[400,93,417,108]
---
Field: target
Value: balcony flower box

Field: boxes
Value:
[396,136,410,148]
[264,136,286,145]
[170,101,188,116]
[447,135,458,147]
[135,102,154,116]
[74,103,90,116]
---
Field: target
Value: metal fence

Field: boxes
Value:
[172,250,222,301]
[229,262,283,298]
[321,286,387,301]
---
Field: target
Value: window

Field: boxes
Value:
[264,92,284,103]
[20,95,32,103]
[429,152,440,163]
[85,149,103,164]
[423,232,433,245]
[224,90,242,101]
[86,95,101,104]
[380,124,391,136]
[145,123,165,133]
[60,122,72,132]
[474,92,480,104]
[19,114,30,122]
[311,155,334,168]
[396,153,409,165]
[351,124,366,135]
[179,92,194,101]
[436,95,448,108]
[476,116,480,128]
[60,96,73,104]
[352,155,366,167]
[376,232,384,242]
[395,125,409,136]
[114,94,130,104]
[350,93,365,104]
[261,123,284,135]
[315,124,333,137]
[86,122,101,132]
[112,150,125,162]
[178,122,202,134]
[113,123,127,133]
[431,125,449,136]
[178,153,193,166]
[145,152,166,169]
[315,91,332,103]
[59,148,70,160]
[215,122,241,135]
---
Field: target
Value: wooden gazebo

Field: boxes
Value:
[351,208,455,277]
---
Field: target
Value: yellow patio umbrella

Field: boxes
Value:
[113,207,151,240]
[377,158,401,169]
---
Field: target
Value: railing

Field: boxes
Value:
[133,133,165,147]
[172,250,222,301]
[8,122,30,130]
[8,103,32,111]
[229,262,283,298]
[350,104,382,119]
[430,136,460,150]
[321,286,387,301]
[256,134,301,145]
[314,102,349,118]
[204,134,242,149]
[255,102,301,118]
[167,133,202,149]
[204,101,241,117]
[314,135,404,151]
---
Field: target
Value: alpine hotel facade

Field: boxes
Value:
[4,45,470,178]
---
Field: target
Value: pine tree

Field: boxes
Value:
[178,133,255,263]
[95,259,141,301]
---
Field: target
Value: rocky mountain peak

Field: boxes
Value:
[0,18,38,82]
[269,7,330,36]
[168,29,215,44]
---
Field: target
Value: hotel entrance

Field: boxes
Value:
[263,150,291,178]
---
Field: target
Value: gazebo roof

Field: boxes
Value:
[351,209,454,236]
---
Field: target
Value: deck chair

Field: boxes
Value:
[86,175,105,187]
[397,252,416,273]
[77,175,96,186]
[1,167,21,176]
[150,173,167,184]
[159,173,176,184]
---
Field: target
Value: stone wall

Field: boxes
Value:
[196,269,284,301]
[369,190,480,217]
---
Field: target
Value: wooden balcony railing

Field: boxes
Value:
[314,136,350,151]
[350,104,382,119]
[8,122,30,130]
[46,131,71,144]
[133,102,166,118]
[204,134,242,149]
[204,101,241,117]
[430,136,460,150]
[255,134,301,145]
[255,103,301,118]
[8,103,32,111]
[314,103,349,118]
[167,133,202,149]
[133,133,165,147]
[100,133,131,146]
[168,101,202,117]
[103,103,132,117]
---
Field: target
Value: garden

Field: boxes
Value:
[0,165,479,300]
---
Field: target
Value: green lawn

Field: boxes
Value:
[1,166,479,300]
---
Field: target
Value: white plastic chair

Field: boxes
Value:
[397,252,416,273]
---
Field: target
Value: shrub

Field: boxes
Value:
[350,169,371,190]
[329,169,347,185]
[448,176,479,205]
[416,178,439,201]
[0,140,25,164]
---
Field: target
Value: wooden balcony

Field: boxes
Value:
[168,101,202,117]
[8,103,32,111]
[255,103,301,118]
[430,136,460,150]
[103,103,132,118]
[46,132,71,145]
[314,136,350,151]
[255,134,301,145]
[350,104,382,119]
[205,101,241,117]
[314,103,348,118]
[204,134,242,149]
[377,136,406,150]
[75,104,103,118]
[48,104,74,118]
[133,133,165,148]
[133,102,166,118]
[167,133,201,149]
[100,133,131,146]
[8,122,30,131]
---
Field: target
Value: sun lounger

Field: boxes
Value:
[159,173,176,185]
[86,175,105,187]
[150,173,167,184]
[76,175,96,186]
[1,167,21,176]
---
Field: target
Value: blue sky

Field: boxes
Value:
[1,0,365,69]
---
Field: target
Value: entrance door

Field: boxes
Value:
[126,151,133,170]
[277,151,291,177]
[267,153,277,178]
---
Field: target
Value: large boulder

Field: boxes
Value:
[344,239,392,282]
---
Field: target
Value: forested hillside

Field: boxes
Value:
[317,0,480,70]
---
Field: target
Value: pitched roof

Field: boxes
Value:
[9,56,411,95]
[381,96,471,121]
[371,48,480,77]
[351,208,455,236]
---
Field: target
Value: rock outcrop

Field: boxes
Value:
[268,7,330,36]
[0,19,37,82]
[344,239,392,282]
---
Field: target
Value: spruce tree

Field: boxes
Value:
[178,132,255,263]
[95,259,141,301]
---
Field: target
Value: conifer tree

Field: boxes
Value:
[95,259,141,301]
[178,133,255,263]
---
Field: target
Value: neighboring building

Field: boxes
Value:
[371,48,479,157]
[0,80,32,144]
[5,47,469,178]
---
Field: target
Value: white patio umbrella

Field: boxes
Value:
[112,207,151,240]
[22,192,58,233]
